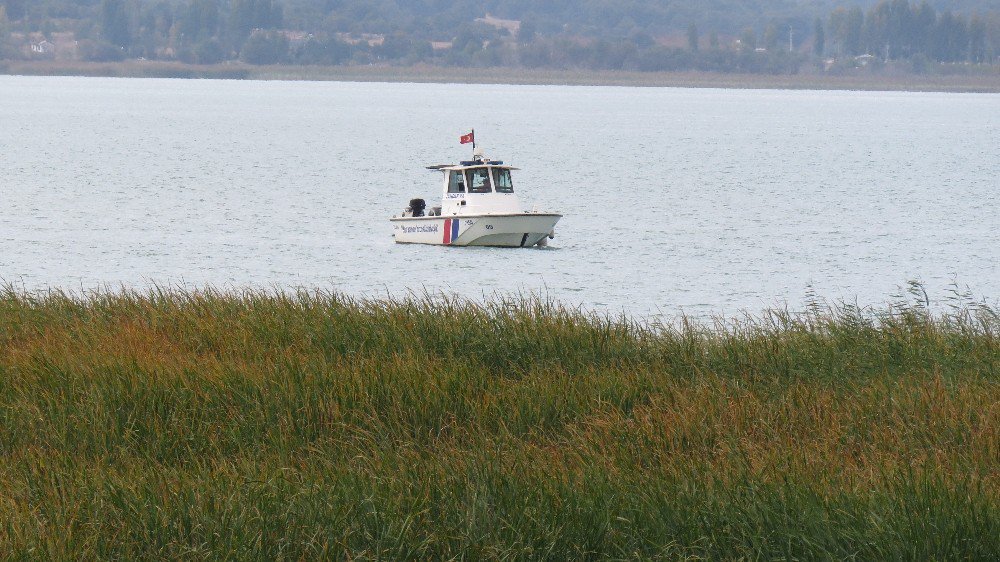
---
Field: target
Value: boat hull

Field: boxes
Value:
[391,213,561,247]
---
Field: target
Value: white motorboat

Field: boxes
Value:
[390,146,561,247]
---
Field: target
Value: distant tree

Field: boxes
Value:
[474,39,504,67]
[865,0,904,59]
[198,0,220,37]
[405,40,433,64]
[294,37,349,65]
[709,30,719,50]
[969,16,986,63]
[143,2,174,41]
[986,14,1000,63]
[240,29,288,64]
[589,39,637,70]
[687,23,698,52]
[229,0,252,39]
[452,23,496,55]
[377,32,411,60]
[828,9,847,55]
[518,40,550,68]
[195,38,225,64]
[933,11,968,62]
[631,30,654,49]
[517,20,536,43]
[259,0,283,29]
[2,0,24,21]
[100,0,131,48]
[889,0,913,57]
[845,6,864,56]
[0,7,9,59]
[740,27,756,53]
[176,46,196,64]
[911,1,937,57]
[230,0,282,47]
[814,18,824,57]
[181,0,219,43]
[763,23,780,51]
[79,39,126,61]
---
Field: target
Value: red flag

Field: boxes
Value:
[459,131,475,145]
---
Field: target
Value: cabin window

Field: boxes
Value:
[448,170,466,193]
[493,169,514,193]
[466,168,492,193]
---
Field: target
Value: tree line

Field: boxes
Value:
[1,0,997,72]
[823,1,992,63]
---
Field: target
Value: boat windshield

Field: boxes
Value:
[466,168,492,193]
[448,170,466,193]
[493,168,514,193]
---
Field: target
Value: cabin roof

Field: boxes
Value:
[425,162,520,171]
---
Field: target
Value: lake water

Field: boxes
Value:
[1,75,997,319]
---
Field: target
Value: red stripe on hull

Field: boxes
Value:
[443,219,451,244]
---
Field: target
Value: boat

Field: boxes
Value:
[390,140,561,248]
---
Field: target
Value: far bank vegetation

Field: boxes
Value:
[1,0,999,76]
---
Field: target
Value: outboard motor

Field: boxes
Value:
[408,198,426,217]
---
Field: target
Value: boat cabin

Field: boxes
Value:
[408,152,523,217]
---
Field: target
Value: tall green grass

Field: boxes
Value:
[0,286,997,559]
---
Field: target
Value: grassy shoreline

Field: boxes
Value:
[0,287,997,558]
[3,59,1000,92]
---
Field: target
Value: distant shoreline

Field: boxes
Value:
[2,60,999,93]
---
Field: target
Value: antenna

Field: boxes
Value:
[788,25,793,52]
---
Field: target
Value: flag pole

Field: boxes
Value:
[472,128,476,158]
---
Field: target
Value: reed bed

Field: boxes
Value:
[0,286,997,559]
